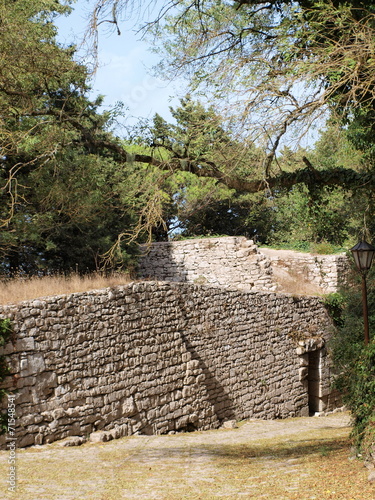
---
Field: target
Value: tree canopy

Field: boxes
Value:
[0,0,140,274]
[3,0,375,274]
[85,1,375,196]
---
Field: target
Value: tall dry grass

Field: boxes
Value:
[0,272,132,305]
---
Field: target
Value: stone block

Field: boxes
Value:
[59,436,86,447]
[298,367,308,381]
[18,434,36,448]
[16,337,35,352]
[20,354,45,377]
[90,431,111,443]
[122,396,137,417]
[0,343,15,356]
[222,420,238,429]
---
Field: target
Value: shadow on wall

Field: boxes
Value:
[175,287,237,424]
[180,331,236,424]
[139,241,188,283]
[139,237,349,295]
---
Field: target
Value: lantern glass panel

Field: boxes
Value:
[350,240,375,272]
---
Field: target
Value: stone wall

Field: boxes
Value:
[0,281,339,449]
[138,237,276,292]
[138,236,349,294]
[260,247,349,294]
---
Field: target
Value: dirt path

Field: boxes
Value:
[1,412,373,500]
[258,247,314,260]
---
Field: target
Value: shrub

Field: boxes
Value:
[337,344,375,457]
[323,292,346,327]
[329,268,375,458]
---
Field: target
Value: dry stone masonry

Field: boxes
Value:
[0,281,340,449]
[139,237,276,292]
[138,236,349,294]
[260,247,349,293]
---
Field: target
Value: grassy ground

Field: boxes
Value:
[0,412,373,499]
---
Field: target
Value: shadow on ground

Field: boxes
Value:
[123,436,350,463]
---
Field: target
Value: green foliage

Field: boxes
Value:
[323,292,346,327]
[1,149,140,274]
[330,270,375,457]
[0,0,142,274]
[128,97,268,239]
[0,318,12,347]
[310,242,341,255]
[75,0,375,257]
[3,1,375,273]
[128,100,372,248]
[260,124,368,250]
[263,184,352,249]
[0,318,12,434]
[339,343,375,454]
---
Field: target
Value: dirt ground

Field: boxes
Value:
[258,247,337,295]
[1,411,374,500]
[258,247,314,260]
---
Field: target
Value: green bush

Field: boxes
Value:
[323,292,346,327]
[310,241,342,255]
[338,344,375,455]
[329,269,375,458]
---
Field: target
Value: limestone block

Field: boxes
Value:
[18,434,36,448]
[59,436,86,447]
[23,317,36,329]
[15,337,35,352]
[299,367,308,381]
[122,396,137,417]
[90,431,112,443]
[12,388,33,405]
[20,354,45,377]
[0,342,15,356]
[0,375,15,390]
[299,354,309,366]
[35,433,44,445]
[222,420,238,429]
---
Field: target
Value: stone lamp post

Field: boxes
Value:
[350,239,375,345]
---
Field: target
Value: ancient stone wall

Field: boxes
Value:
[138,237,276,292]
[138,236,349,293]
[261,248,349,294]
[0,282,339,449]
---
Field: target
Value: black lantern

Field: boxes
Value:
[350,239,375,345]
[350,240,375,274]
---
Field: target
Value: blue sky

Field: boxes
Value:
[56,1,182,133]
[55,1,320,148]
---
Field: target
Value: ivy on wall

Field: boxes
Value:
[0,318,12,434]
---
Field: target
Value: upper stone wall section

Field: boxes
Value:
[138,236,349,294]
[139,236,276,292]
[260,247,349,294]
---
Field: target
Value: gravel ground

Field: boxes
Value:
[2,411,369,500]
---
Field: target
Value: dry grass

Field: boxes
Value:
[0,272,132,305]
[272,267,325,296]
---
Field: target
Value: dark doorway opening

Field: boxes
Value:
[308,349,321,415]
